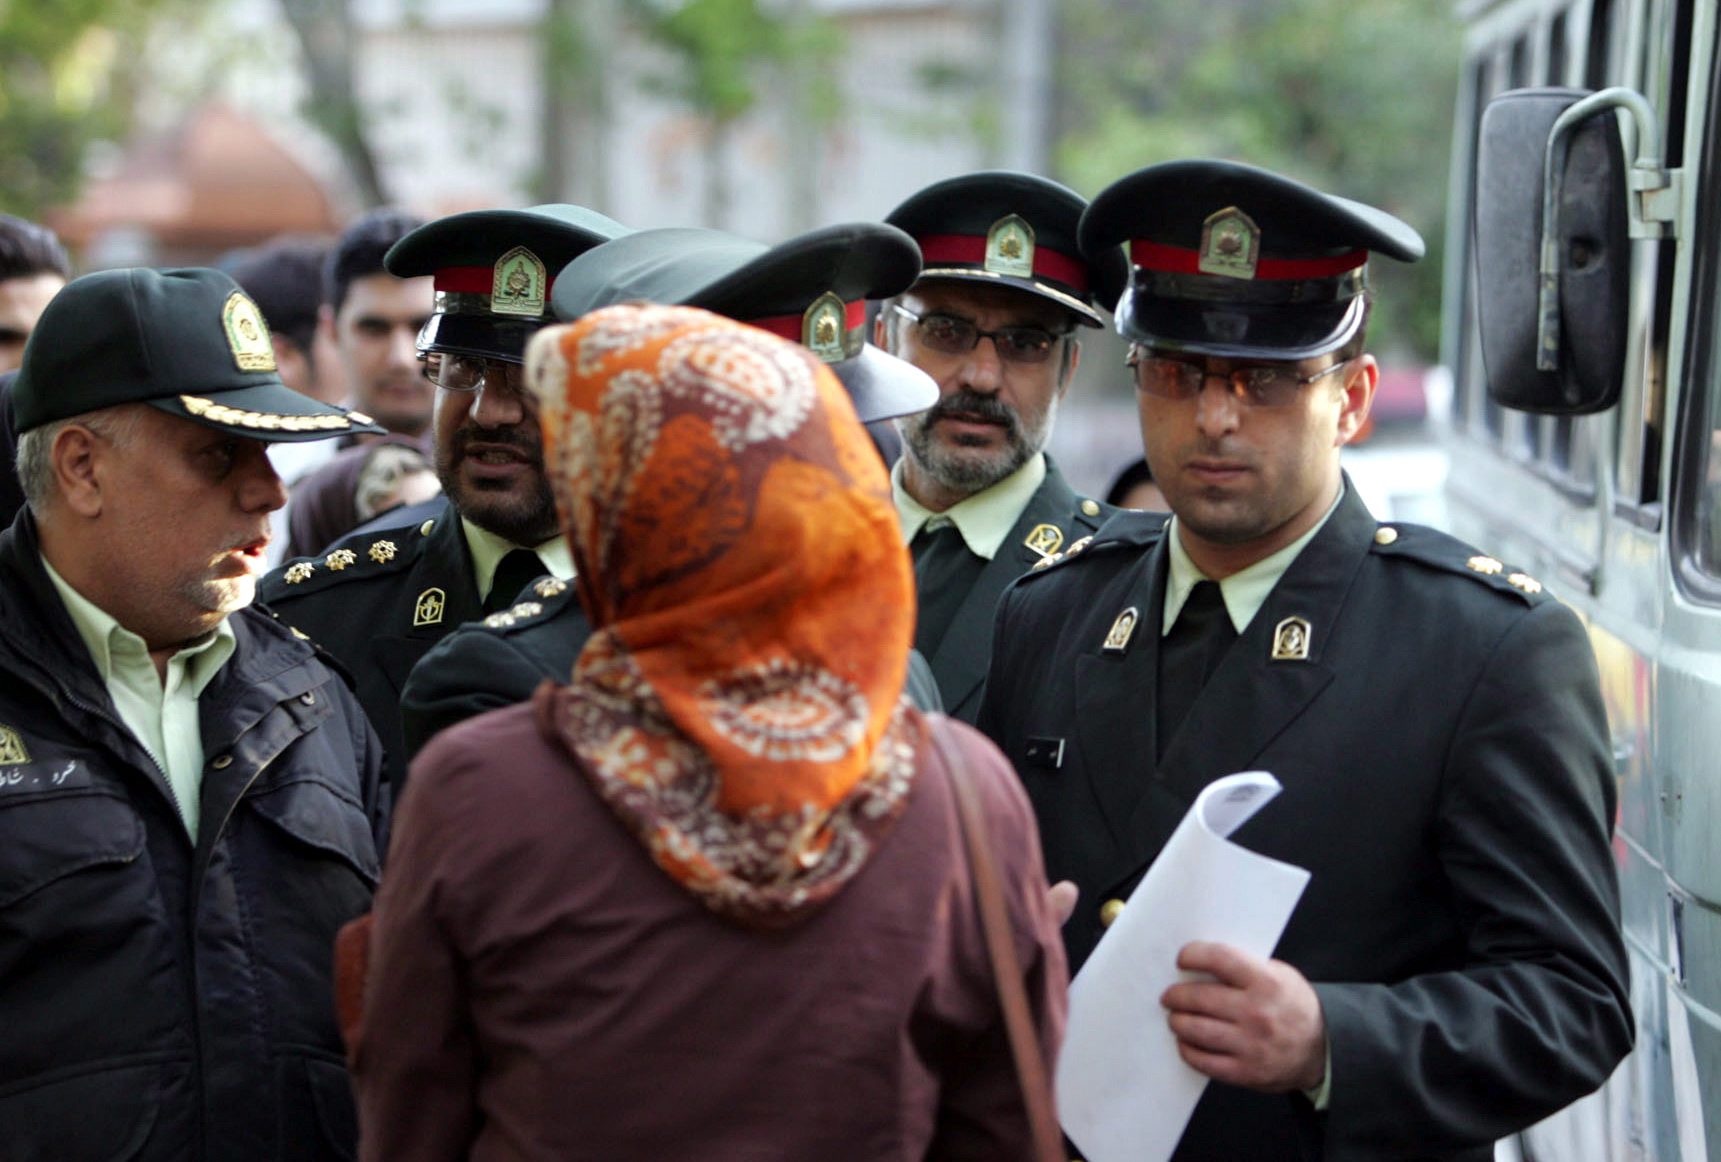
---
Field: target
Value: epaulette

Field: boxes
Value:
[262,517,442,600]
[1368,522,1550,604]
[475,576,576,633]
[251,602,361,689]
[1021,509,1168,581]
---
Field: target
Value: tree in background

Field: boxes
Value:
[0,0,201,219]
[1053,0,1461,360]
[277,0,391,206]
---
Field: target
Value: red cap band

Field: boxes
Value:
[916,234,1090,293]
[1128,241,1366,281]
[433,266,558,295]
[749,299,867,340]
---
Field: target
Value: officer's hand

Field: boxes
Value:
[1047,880,1079,926]
[1160,942,1326,1093]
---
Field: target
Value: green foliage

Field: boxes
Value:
[1053,0,1462,359]
[629,0,792,123]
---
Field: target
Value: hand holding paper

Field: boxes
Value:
[1056,771,1312,1162]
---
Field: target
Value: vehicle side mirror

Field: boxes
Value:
[1474,86,1628,414]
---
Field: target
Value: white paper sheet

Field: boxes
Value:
[1056,770,1312,1162]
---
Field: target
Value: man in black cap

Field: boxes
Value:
[396,222,946,760]
[259,205,629,802]
[977,160,1630,1159]
[876,171,1128,723]
[0,267,385,1160]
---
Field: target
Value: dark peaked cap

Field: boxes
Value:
[883,170,1128,326]
[385,203,630,364]
[11,266,384,442]
[1080,158,1424,360]
[551,223,938,422]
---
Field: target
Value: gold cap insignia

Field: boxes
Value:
[491,246,547,318]
[1467,555,1504,575]
[1271,616,1312,661]
[1024,523,1064,558]
[985,214,1036,279]
[413,587,447,627]
[284,562,314,584]
[533,576,568,599]
[1374,526,1399,545]
[221,291,277,371]
[325,548,357,572]
[1507,572,1543,594]
[368,540,397,565]
[0,723,30,765]
[802,291,850,363]
[1198,207,1261,280]
[1102,606,1139,653]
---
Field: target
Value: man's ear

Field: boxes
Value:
[317,303,338,345]
[52,424,107,518]
[1058,338,1082,395]
[1335,354,1379,447]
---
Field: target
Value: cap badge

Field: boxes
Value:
[0,723,30,765]
[802,292,848,364]
[491,246,547,317]
[1271,616,1312,661]
[1102,607,1139,653]
[1024,523,1064,558]
[1199,207,1261,280]
[985,214,1036,279]
[221,292,278,371]
[413,587,447,627]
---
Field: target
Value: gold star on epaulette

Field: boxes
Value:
[326,549,358,571]
[533,577,568,598]
[509,601,543,620]
[483,610,518,629]
[369,540,397,565]
[284,562,314,584]
[1064,535,1094,558]
[1467,555,1504,575]
[1031,552,1064,572]
[1507,572,1543,594]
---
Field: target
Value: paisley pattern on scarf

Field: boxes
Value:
[525,305,918,926]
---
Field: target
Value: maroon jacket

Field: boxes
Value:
[354,701,1067,1162]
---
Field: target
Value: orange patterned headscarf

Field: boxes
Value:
[525,304,919,927]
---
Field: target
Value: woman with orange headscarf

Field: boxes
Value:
[351,304,1067,1160]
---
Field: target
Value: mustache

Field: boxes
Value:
[926,390,1019,434]
[451,426,543,464]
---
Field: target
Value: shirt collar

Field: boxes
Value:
[460,517,576,602]
[1163,484,1345,636]
[892,452,1047,561]
[41,553,236,694]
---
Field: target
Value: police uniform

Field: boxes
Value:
[259,205,628,801]
[882,172,1128,722]
[398,223,947,758]
[977,160,1631,1159]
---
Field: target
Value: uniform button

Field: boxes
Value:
[1374,526,1399,545]
[1099,899,1126,927]
[1080,498,1101,517]
[299,692,316,706]
[211,755,233,770]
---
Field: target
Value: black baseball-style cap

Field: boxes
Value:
[11,266,384,441]
[551,223,938,423]
[385,203,631,365]
[883,171,1128,327]
[1080,159,1425,360]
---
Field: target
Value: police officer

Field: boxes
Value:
[875,171,1127,722]
[259,205,629,800]
[398,222,946,758]
[976,159,1632,1159]
[0,267,384,1159]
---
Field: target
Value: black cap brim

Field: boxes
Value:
[910,268,1109,327]
[1118,287,1368,361]
[829,344,938,423]
[149,382,385,443]
[417,312,545,364]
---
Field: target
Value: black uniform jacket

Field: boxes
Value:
[0,509,384,1161]
[922,457,1109,723]
[258,497,477,801]
[398,578,947,769]
[977,486,1632,1161]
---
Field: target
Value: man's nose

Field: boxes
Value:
[467,372,527,427]
[1193,375,1244,436]
[387,324,419,368]
[960,335,1006,394]
[241,446,289,513]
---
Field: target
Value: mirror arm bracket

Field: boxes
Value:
[1537,87,1672,371]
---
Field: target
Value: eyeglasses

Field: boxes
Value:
[419,352,527,394]
[892,304,1068,365]
[1127,347,1349,408]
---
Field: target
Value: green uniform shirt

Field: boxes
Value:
[42,556,236,841]
[892,452,1048,561]
[460,518,575,603]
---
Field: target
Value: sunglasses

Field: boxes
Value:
[1127,348,1349,408]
